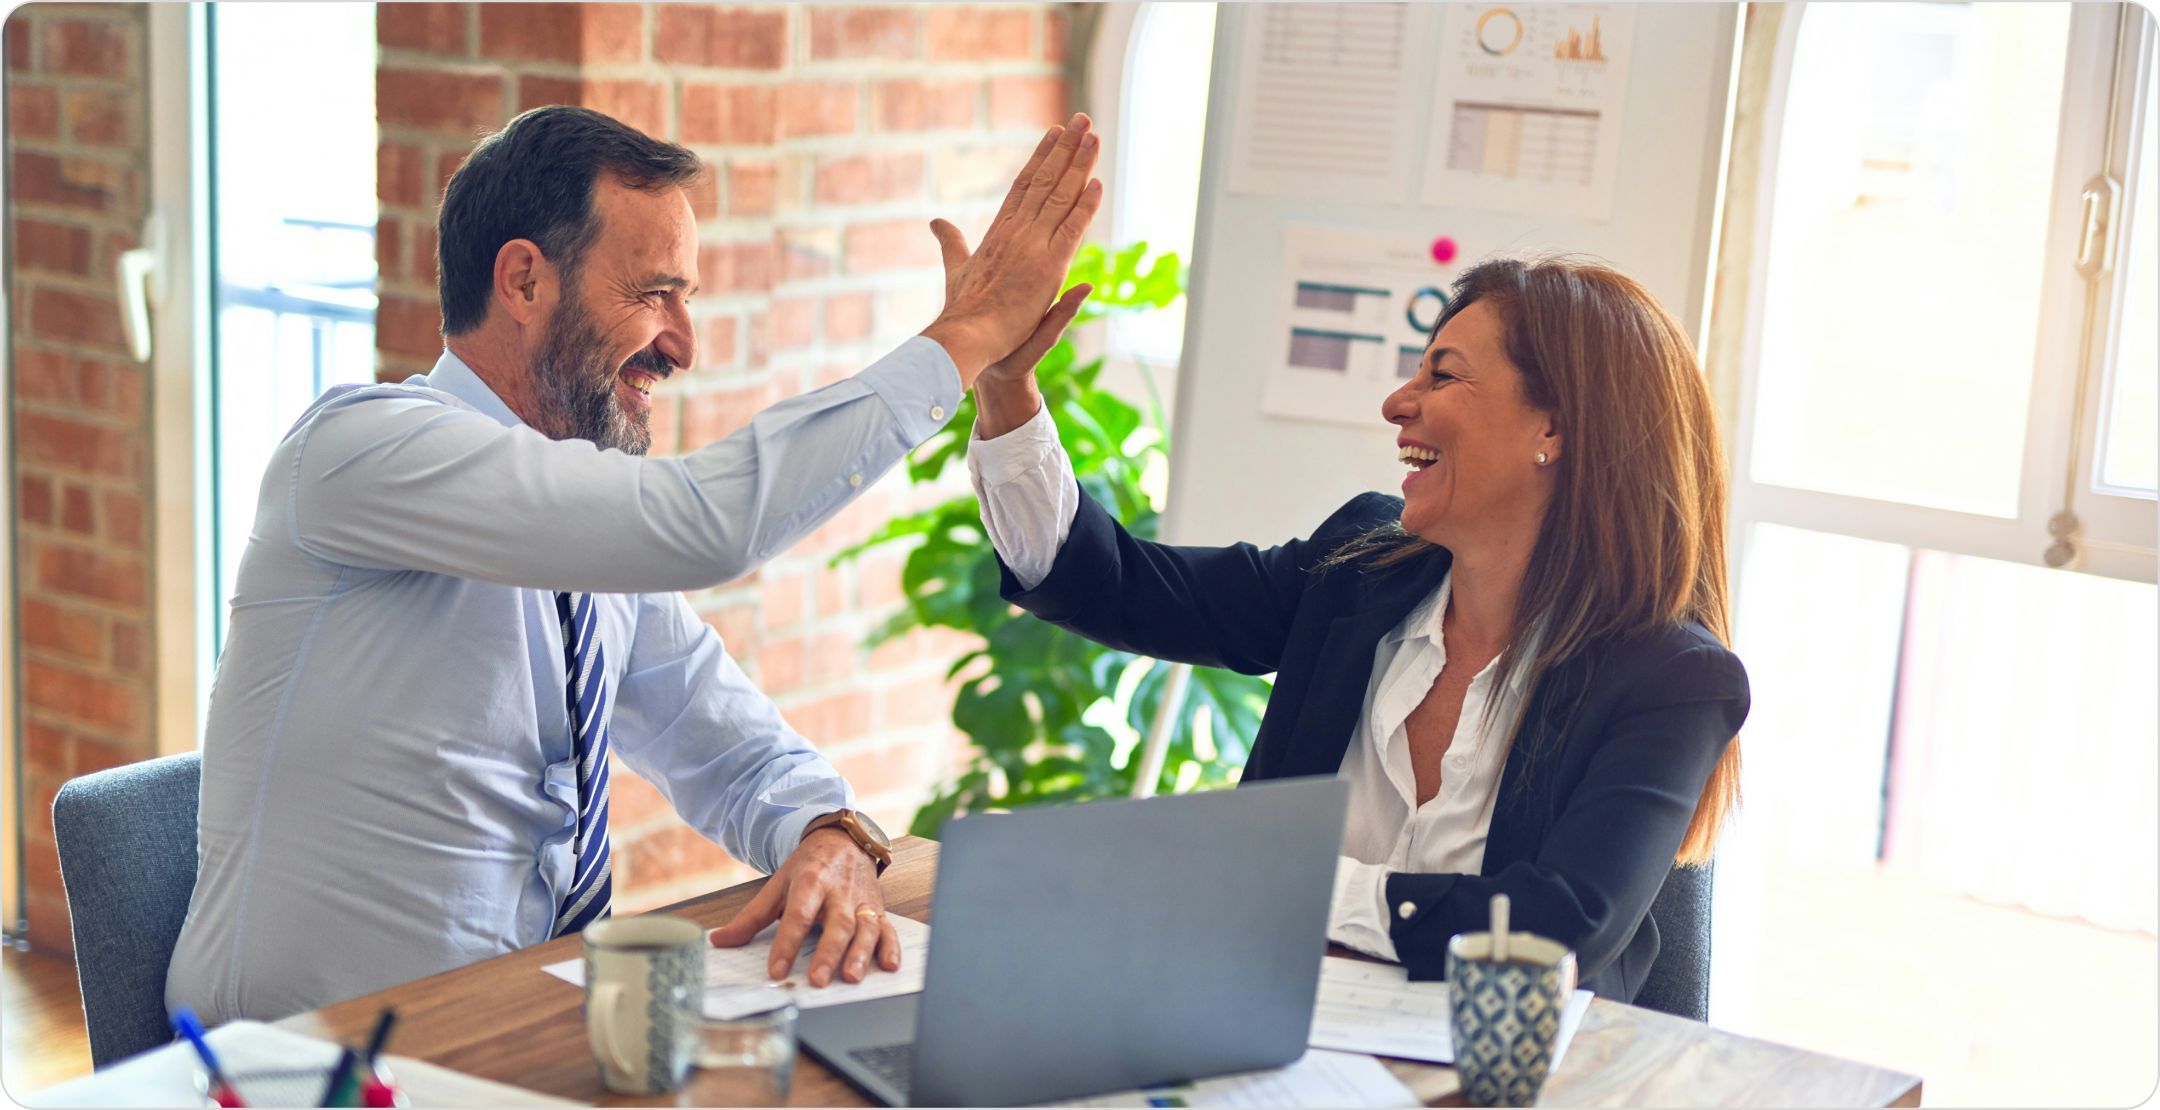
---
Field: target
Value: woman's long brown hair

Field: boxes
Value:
[1329,256,1738,865]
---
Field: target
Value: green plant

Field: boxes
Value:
[834,243,1274,837]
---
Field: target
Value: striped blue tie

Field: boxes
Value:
[553,591,613,937]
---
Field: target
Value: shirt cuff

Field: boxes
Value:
[767,804,850,873]
[1328,856,1401,962]
[859,335,965,444]
[967,401,1062,485]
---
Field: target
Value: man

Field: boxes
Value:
[167,105,1102,1023]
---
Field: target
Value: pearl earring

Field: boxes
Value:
[1535,451,1550,466]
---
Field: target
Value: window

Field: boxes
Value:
[1713,5,2159,1104]
[1104,3,1217,371]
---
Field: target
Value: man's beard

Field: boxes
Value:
[530,292,655,455]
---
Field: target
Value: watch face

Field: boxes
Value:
[851,809,891,849]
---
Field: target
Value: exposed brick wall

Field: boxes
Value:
[375,3,1068,911]
[5,1,155,953]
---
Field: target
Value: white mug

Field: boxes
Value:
[581,915,702,1094]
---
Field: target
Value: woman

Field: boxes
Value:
[963,255,1747,1004]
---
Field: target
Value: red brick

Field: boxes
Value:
[79,356,145,420]
[580,4,646,64]
[60,482,94,535]
[844,219,940,274]
[989,75,1065,128]
[415,224,439,286]
[777,82,857,139]
[880,677,957,731]
[815,568,849,618]
[378,2,468,54]
[7,16,30,69]
[516,76,669,138]
[111,620,148,674]
[63,86,130,146]
[610,763,673,828]
[103,489,145,549]
[680,84,775,146]
[871,78,977,132]
[19,414,136,477]
[925,7,1032,62]
[19,473,55,526]
[22,598,101,662]
[809,9,918,60]
[654,7,786,70]
[34,542,146,607]
[681,382,775,449]
[11,151,133,214]
[758,567,808,629]
[616,821,735,891]
[8,84,59,141]
[478,4,583,63]
[14,344,71,405]
[74,737,141,776]
[377,67,505,137]
[646,389,681,456]
[825,291,874,343]
[698,601,761,655]
[758,633,807,694]
[378,141,424,208]
[685,172,720,220]
[28,286,126,349]
[26,660,140,733]
[728,161,777,217]
[814,152,925,207]
[700,315,739,370]
[766,296,818,351]
[1044,9,1068,63]
[12,217,93,276]
[43,18,131,78]
[696,240,775,296]
[376,214,404,281]
[436,150,467,202]
[25,721,70,777]
[376,295,444,358]
[783,690,874,744]
[828,739,931,802]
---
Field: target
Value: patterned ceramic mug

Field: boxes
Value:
[1446,929,1579,1107]
[583,915,702,1094]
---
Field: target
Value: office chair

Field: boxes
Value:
[51,751,203,1068]
[1632,862,1713,1022]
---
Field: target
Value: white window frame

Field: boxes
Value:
[146,3,216,755]
[1729,2,2157,584]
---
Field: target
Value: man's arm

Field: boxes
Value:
[609,591,900,986]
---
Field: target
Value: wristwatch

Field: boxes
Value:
[807,809,892,875]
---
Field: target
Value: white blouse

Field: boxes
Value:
[967,406,1533,962]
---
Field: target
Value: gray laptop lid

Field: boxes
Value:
[909,776,1349,1107]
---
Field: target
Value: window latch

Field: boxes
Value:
[2074,173,2121,279]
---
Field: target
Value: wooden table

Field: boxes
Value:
[277,837,1921,1107]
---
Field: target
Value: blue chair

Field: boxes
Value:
[51,751,202,1067]
[1633,862,1713,1022]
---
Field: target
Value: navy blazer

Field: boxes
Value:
[1000,488,1750,1003]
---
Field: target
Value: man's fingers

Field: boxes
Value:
[875,918,902,972]
[1021,113,1090,222]
[993,126,1063,228]
[929,219,971,277]
[806,903,857,988]
[1054,179,1105,249]
[1039,128,1100,229]
[765,883,827,980]
[1002,283,1092,370]
[706,874,785,948]
[839,913,883,983]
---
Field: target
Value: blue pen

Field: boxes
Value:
[171,1008,246,1107]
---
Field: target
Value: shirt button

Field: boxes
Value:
[1398,901,1418,920]
[849,472,864,488]
[929,404,946,421]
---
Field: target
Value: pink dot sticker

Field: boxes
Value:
[1431,236,1459,265]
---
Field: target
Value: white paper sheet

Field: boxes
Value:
[25,1021,584,1108]
[1420,4,1636,220]
[1226,4,1418,203]
[1310,956,1594,1069]
[1048,1050,1420,1109]
[1264,223,1458,427]
[541,913,931,1020]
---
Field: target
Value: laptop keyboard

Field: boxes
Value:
[849,1043,914,1092]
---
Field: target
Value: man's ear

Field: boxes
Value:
[493,239,555,327]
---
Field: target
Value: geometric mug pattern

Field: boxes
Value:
[1447,952,1568,1107]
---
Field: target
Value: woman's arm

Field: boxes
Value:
[1382,643,1749,983]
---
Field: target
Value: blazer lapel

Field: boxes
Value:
[1279,552,1452,778]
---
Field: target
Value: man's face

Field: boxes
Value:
[529,176,700,455]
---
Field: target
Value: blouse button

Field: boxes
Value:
[1398,900,1418,920]
[929,404,947,422]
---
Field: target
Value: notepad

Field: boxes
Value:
[1309,955,1594,1068]
[541,913,931,1020]
[1048,1049,1420,1108]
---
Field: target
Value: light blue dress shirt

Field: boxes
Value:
[167,339,961,1024]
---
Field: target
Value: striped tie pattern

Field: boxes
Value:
[553,591,613,937]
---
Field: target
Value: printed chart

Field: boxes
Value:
[1265,224,1458,427]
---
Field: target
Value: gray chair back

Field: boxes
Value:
[52,751,202,1068]
[1632,862,1713,1021]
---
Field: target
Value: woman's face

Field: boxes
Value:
[1382,299,1561,550]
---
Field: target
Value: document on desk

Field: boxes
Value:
[1311,956,1595,1067]
[540,913,931,1020]
[1047,1049,1419,1108]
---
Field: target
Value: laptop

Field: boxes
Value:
[798,776,1350,1107]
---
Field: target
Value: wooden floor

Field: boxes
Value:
[2,944,91,1097]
